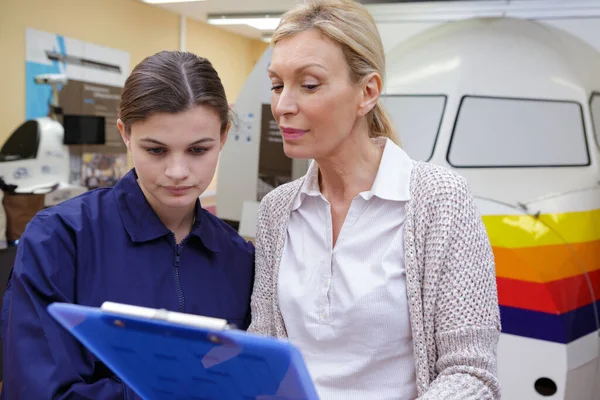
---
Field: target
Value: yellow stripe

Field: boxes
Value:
[482,208,600,248]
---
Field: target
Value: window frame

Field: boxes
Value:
[446,95,591,169]
[380,93,447,162]
[589,91,600,152]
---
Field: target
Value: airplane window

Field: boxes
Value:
[590,93,600,151]
[380,95,446,161]
[448,96,589,167]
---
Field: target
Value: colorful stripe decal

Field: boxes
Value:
[481,207,600,344]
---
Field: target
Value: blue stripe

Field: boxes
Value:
[55,35,66,92]
[25,62,59,120]
[25,34,67,120]
[56,35,66,59]
[499,300,600,343]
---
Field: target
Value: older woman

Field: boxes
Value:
[248,1,501,399]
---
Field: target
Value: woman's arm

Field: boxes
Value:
[1,213,137,399]
[247,195,276,336]
[418,172,502,400]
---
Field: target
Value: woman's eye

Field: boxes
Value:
[303,84,320,91]
[271,84,283,92]
[190,147,207,155]
[147,148,165,155]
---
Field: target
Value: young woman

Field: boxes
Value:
[248,1,501,399]
[1,51,255,399]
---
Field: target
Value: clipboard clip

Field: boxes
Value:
[152,308,170,321]
[100,302,231,331]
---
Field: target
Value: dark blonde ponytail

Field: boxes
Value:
[368,101,400,145]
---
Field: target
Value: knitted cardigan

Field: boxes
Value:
[248,160,502,400]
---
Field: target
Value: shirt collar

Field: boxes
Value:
[113,169,221,252]
[363,137,413,202]
[292,137,412,210]
[291,160,320,211]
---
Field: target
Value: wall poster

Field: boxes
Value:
[25,28,131,186]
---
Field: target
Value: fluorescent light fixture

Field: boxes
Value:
[209,17,280,31]
[260,32,273,43]
[207,13,282,31]
[142,0,205,4]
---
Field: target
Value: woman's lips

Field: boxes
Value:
[164,186,192,195]
[281,127,309,140]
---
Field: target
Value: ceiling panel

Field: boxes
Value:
[134,0,534,40]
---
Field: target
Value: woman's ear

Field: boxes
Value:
[117,119,130,150]
[358,72,382,117]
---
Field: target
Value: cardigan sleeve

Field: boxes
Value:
[247,194,276,336]
[418,172,502,400]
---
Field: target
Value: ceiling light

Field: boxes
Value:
[142,0,205,4]
[260,32,273,43]
[207,14,282,31]
[209,17,280,31]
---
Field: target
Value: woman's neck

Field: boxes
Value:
[316,132,383,204]
[139,184,196,243]
[159,206,196,243]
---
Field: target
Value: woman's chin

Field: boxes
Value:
[157,189,200,209]
[283,142,315,160]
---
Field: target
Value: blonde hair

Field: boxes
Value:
[272,0,398,143]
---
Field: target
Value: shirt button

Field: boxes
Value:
[321,311,327,320]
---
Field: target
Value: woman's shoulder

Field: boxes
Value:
[201,209,255,254]
[29,188,114,233]
[410,160,473,204]
[48,187,112,213]
[258,177,305,215]
[16,188,113,252]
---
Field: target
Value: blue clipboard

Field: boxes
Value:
[47,302,319,400]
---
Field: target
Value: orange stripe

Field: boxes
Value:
[494,240,600,283]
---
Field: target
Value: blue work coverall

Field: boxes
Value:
[0,169,255,399]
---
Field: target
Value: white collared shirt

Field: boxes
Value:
[278,137,418,400]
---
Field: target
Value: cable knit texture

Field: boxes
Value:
[248,160,502,399]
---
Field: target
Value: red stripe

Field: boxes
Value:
[497,269,600,314]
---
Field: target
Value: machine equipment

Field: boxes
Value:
[0,73,87,206]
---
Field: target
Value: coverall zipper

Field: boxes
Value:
[171,233,186,313]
